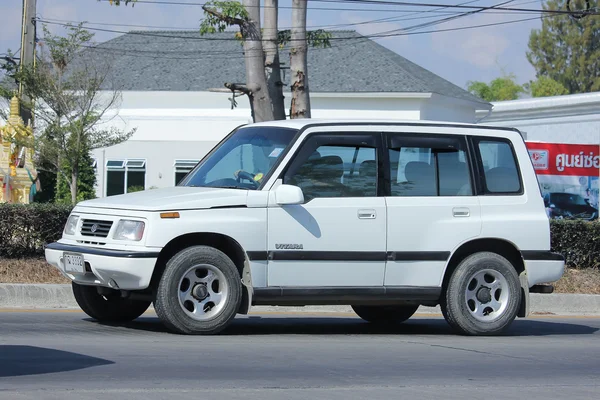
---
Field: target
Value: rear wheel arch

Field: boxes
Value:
[151,232,253,314]
[443,238,527,316]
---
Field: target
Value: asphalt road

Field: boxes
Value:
[1,310,599,399]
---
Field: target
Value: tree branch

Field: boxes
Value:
[224,82,251,95]
[202,6,246,26]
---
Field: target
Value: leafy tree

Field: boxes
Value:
[527,0,600,93]
[524,76,569,98]
[55,141,97,204]
[467,74,526,101]
[3,24,135,204]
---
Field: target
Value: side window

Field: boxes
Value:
[389,135,472,197]
[283,134,378,200]
[476,139,521,194]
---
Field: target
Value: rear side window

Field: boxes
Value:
[475,138,522,194]
[387,134,473,197]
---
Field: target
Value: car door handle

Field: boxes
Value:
[453,207,470,217]
[358,209,376,219]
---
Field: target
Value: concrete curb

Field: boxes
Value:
[1,284,599,315]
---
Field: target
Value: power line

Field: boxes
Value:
[96,0,448,13]
[97,0,600,16]
[312,0,598,15]
[372,0,516,36]
[38,0,547,35]
[35,3,578,44]
[68,14,549,62]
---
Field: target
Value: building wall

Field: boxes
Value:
[476,92,600,144]
[420,94,479,123]
[91,90,481,197]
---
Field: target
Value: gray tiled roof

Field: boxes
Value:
[83,30,488,105]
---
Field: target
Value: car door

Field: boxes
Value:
[266,131,387,287]
[383,131,482,288]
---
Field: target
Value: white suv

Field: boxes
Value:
[45,120,564,336]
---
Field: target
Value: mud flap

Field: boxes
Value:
[237,258,254,315]
[518,270,529,318]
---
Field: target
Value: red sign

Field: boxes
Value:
[525,142,600,177]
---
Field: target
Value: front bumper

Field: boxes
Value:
[45,242,159,290]
[522,251,565,287]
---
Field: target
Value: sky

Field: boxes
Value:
[0,0,544,92]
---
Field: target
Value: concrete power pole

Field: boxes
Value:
[19,0,36,126]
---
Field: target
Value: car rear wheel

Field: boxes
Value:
[154,246,242,335]
[441,252,521,336]
[351,304,419,324]
[72,282,151,322]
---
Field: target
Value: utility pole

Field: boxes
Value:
[19,0,36,126]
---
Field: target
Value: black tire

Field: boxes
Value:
[72,282,151,322]
[153,246,242,335]
[441,252,521,336]
[351,304,419,324]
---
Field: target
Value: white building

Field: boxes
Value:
[87,30,491,198]
[476,91,600,144]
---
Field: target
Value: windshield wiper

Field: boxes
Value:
[185,185,250,190]
[214,185,248,190]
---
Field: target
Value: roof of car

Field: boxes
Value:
[244,118,521,133]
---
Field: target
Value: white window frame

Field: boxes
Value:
[105,158,147,196]
[174,159,199,185]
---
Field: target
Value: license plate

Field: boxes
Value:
[64,252,85,273]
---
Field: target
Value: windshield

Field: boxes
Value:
[551,193,588,206]
[179,126,298,189]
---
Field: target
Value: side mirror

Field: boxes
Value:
[275,184,304,205]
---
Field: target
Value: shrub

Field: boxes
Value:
[0,203,73,258]
[127,185,145,193]
[0,203,600,269]
[550,220,600,270]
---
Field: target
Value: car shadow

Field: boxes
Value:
[88,315,599,337]
[0,345,114,378]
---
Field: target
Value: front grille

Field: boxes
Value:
[77,240,107,246]
[80,219,113,238]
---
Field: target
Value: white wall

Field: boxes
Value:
[420,94,479,123]
[91,90,481,197]
[476,92,600,144]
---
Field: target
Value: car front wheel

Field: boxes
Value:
[153,246,242,335]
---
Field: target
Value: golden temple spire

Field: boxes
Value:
[9,96,20,118]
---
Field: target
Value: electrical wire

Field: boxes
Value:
[95,0,600,16]
[69,14,550,62]
[31,0,580,62]
[35,4,578,45]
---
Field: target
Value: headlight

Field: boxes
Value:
[64,215,79,235]
[113,220,145,241]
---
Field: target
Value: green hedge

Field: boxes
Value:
[0,204,599,269]
[0,204,73,258]
[550,220,600,270]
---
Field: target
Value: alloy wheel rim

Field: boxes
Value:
[464,268,510,322]
[177,264,229,321]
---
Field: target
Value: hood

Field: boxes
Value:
[75,186,249,212]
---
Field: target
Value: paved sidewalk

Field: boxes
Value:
[1,283,599,315]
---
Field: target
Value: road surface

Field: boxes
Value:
[1,310,599,399]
